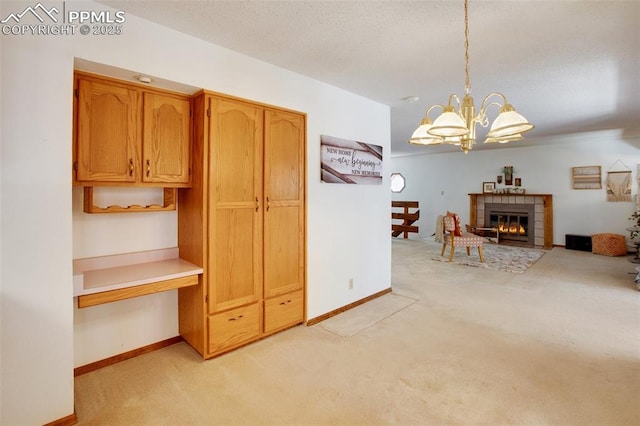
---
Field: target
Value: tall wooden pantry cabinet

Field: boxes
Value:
[178,92,306,358]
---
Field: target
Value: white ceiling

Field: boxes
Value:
[100,0,640,156]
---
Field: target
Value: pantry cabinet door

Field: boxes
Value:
[208,97,264,313]
[263,109,305,298]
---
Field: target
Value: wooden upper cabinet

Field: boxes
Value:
[76,78,139,183]
[74,72,192,187]
[263,109,305,298]
[142,93,191,184]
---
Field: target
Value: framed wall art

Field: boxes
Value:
[482,182,495,193]
[607,170,632,202]
[571,166,601,189]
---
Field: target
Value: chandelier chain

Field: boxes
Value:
[464,0,470,92]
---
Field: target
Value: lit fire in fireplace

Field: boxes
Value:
[498,223,526,235]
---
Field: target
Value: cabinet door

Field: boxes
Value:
[208,97,264,313]
[142,93,191,184]
[263,110,305,298]
[76,79,139,182]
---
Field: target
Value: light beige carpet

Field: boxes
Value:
[74,238,640,425]
[318,293,417,337]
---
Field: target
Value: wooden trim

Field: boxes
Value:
[469,195,478,227]
[77,274,198,308]
[74,336,183,376]
[44,411,77,426]
[302,111,308,331]
[306,287,392,326]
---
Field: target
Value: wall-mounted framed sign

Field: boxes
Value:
[320,135,383,185]
[571,166,601,189]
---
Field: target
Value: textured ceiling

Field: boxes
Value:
[100,0,640,156]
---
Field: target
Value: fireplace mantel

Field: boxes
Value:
[469,193,553,249]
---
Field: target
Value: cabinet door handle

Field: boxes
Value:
[279,299,292,305]
[255,197,259,212]
[266,196,271,212]
[129,159,134,176]
[146,159,150,177]
[228,315,244,322]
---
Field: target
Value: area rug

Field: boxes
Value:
[433,243,546,273]
[318,293,417,337]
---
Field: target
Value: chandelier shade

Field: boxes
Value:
[408,116,443,145]
[408,0,533,153]
[486,104,534,139]
[429,106,469,137]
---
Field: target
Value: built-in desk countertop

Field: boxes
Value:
[73,248,203,308]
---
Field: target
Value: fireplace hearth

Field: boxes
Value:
[469,194,553,249]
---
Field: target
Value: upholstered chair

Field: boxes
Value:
[442,215,485,262]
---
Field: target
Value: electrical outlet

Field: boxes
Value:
[348,278,354,290]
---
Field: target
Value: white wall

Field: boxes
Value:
[390,131,640,244]
[72,187,181,367]
[1,26,76,425]
[0,2,391,424]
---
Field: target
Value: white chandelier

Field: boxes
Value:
[409,0,534,153]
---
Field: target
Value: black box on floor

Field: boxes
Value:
[565,234,592,252]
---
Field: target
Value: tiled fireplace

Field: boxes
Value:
[486,203,535,245]
[469,194,553,249]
